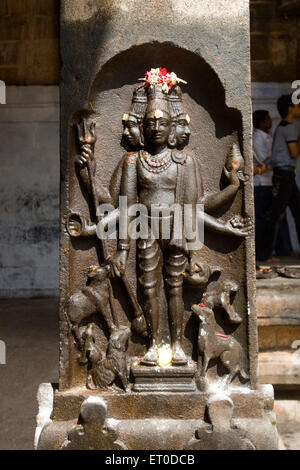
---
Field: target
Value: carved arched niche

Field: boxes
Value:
[89,42,243,200]
[68,42,248,370]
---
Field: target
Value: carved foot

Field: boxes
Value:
[227,310,242,324]
[172,344,188,366]
[79,352,89,366]
[195,375,208,392]
[86,373,97,390]
[132,314,148,338]
[140,345,158,366]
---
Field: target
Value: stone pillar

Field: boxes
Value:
[36,0,278,450]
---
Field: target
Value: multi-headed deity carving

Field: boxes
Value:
[66,68,251,392]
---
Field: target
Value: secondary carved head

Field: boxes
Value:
[122,85,147,149]
[168,85,191,149]
[175,113,191,149]
[122,114,143,148]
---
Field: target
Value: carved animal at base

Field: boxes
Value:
[67,265,115,351]
[192,304,249,385]
[184,260,222,288]
[202,279,242,324]
[85,325,131,392]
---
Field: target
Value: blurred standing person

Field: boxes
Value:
[259,95,300,261]
[253,110,293,261]
[253,109,273,259]
[253,110,276,261]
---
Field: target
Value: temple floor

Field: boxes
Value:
[0,292,299,450]
[0,298,59,450]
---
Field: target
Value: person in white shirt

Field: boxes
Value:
[253,111,273,186]
[253,109,292,261]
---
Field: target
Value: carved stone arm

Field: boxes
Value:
[204,175,240,214]
[66,213,96,238]
[76,159,96,192]
[198,211,252,238]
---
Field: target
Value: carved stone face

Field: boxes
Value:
[123,118,141,148]
[176,116,191,149]
[143,110,172,148]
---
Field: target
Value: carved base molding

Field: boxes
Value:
[131,364,197,392]
[36,384,278,450]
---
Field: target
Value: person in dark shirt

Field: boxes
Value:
[258,94,300,261]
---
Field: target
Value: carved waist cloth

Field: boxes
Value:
[137,209,182,244]
[137,207,199,249]
[137,236,188,289]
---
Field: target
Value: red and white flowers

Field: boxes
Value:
[139,67,187,93]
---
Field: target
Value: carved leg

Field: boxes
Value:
[168,285,187,365]
[220,351,238,385]
[224,367,238,385]
[197,353,203,375]
[67,291,97,347]
[140,287,159,365]
[165,251,188,365]
[95,286,115,333]
[201,354,210,377]
[118,372,130,393]
[138,238,161,365]
[83,276,116,333]
[196,353,209,391]
[72,325,83,347]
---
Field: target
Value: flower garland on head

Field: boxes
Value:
[139,67,187,93]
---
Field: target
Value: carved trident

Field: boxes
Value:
[75,117,147,336]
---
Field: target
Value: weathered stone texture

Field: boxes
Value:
[259,326,300,350]
[257,276,300,390]
[250,0,300,81]
[257,277,300,326]
[0,0,299,85]
[280,0,300,13]
[0,86,59,297]
[259,351,300,386]
[0,0,59,85]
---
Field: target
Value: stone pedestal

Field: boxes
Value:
[132,364,197,392]
[37,384,277,450]
[35,0,278,450]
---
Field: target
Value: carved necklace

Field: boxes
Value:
[140,150,172,173]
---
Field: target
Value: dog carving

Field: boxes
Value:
[192,304,249,385]
[67,265,115,353]
[85,325,131,392]
[202,280,242,324]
